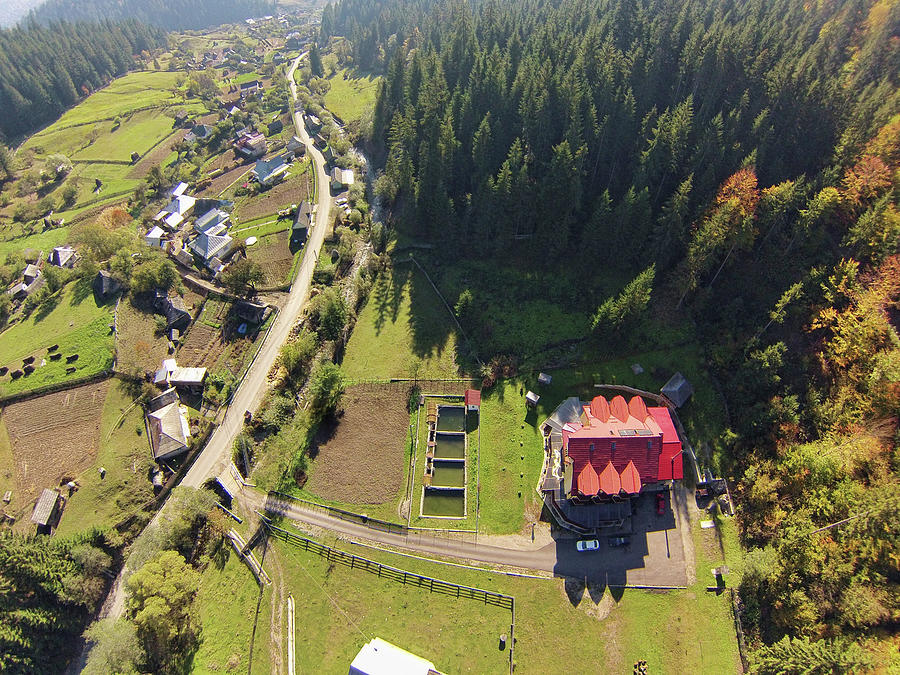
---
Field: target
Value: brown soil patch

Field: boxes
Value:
[115,299,170,375]
[177,307,259,376]
[247,231,294,286]
[199,161,253,198]
[232,170,311,222]
[306,386,409,505]
[3,379,110,506]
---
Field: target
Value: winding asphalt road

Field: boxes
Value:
[95,52,331,626]
[182,52,330,489]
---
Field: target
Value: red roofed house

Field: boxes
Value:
[464,389,481,412]
[561,394,682,503]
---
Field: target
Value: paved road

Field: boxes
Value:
[246,489,691,587]
[182,52,330,489]
[93,53,331,629]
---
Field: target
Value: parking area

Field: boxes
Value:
[552,485,693,588]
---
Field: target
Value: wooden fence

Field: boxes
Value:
[265,519,516,673]
[264,519,513,611]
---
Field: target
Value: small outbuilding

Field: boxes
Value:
[525,391,540,408]
[464,389,481,412]
[93,270,122,300]
[23,264,40,285]
[31,488,61,528]
[538,372,552,386]
[661,372,694,408]
[48,246,76,268]
[145,225,166,248]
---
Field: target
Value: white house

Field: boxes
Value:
[330,167,354,190]
[145,225,166,248]
[154,194,197,230]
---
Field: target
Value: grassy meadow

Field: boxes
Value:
[0,280,116,397]
[193,548,272,675]
[324,69,381,122]
[262,516,742,675]
[54,381,154,537]
[342,266,461,381]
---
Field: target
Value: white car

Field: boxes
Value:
[576,539,599,552]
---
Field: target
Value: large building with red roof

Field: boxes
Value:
[539,393,683,530]
[562,394,683,502]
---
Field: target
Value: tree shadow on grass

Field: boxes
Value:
[32,290,63,323]
[405,264,462,371]
[70,276,97,306]
[371,266,405,335]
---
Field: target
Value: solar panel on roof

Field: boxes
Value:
[636,429,654,436]
[619,429,636,436]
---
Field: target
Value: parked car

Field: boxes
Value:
[608,536,629,547]
[656,492,666,515]
[576,539,599,552]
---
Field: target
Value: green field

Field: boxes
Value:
[29,71,186,130]
[193,549,271,675]
[266,516,742,675]
[324,69,381,122]
[339,264,725,534]
[342,267,461,381]
[6,70,206,230]
[55,381,154,537]
[0,280,116,397]
[0,226,71,259]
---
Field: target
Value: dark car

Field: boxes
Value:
[656,492,666,515]
[608,536,629,547]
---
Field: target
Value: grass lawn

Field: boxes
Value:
[231,216,291,239]
[324,69,381,122]
[0,280,116,398]
[0,226,71,259]
[271,510,742,675]
[193,549,271,675]
[55,380,154,537]
[29,71,185,129]
[71,110,180,163]
[342,266,462,381]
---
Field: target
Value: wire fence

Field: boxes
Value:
[346,377,478,395]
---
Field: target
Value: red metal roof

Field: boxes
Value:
[620,460,641,494]
[576,461,600,496]
[464,389,481,406]
[564,396,684,496]
[598,461,621,494]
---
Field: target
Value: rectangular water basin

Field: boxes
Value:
[422,488,465,517]
[436,405,466,432]
[433,432,465,459]
[431,461,465,488]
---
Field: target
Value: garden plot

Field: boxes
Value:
[305,386,410,505]
[2,379,110,513]
[246,231,296,287]
[177,299,268,378]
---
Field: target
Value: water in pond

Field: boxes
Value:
[436,406,466,432]
[422,488,465,517]
[431,461,465,488]
[433,432,465,459]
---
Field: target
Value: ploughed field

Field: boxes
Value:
[306,386,409,505]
